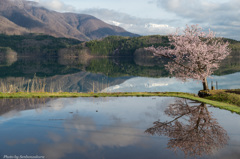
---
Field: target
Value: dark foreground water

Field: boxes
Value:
[0,97,239,159]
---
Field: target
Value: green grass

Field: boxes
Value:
[0,91,239,114]
[205,89,240,106]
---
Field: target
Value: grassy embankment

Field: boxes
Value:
[204,89,240,106]
[0,91,239,114]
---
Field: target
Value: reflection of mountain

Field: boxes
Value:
[0,98,52,116]
[42,71,131,92]
[102,72,240,93]
[134,47,240,75]
[145,100,229,158]
[85,57,168,77]
[0,55,239,93]
[0,50,239,79]
[0,57,83,78]
[0,71,131,93]
[0,54,239,93]
[0,56,167,93]
[215,49,240,75]
[133,48,165,67]
[0,56,168,78]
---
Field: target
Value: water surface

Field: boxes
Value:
[0,97,240,159]
[0,56,239,93]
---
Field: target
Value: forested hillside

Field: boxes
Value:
[0,34,81,56]
[0,33,239,59]
[85,35,169,56]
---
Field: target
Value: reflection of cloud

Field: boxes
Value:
[64,115,97,135]
[7,138,38,146]
[103,77,193,93]
[1,96,239,158]
[215,146,240,159]
[145,82,168,88]
[88,126,141,147]
[40,117,92,159]
[48,133,62,142]
[47,99,65,111]
[40,114,147,159]
[64,115,143,147]
[40,142,86,159]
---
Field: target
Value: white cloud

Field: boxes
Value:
[145,23,169,29]
[144,23,175,34]
[110,21,121,26]
[155,0,240,40]
[26,1,179,35]
[29,0,75,12]
[26,0,240,40]
[167,0,181,10]
[81,8,177,35]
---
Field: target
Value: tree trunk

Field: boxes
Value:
[202,77,209,90]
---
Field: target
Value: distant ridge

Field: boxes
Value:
[0,0,138,41]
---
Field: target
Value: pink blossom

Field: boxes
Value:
[145,24,231,90]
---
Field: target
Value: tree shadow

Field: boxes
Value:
[145,99,229,158]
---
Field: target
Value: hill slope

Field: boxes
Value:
[0,0,137,41]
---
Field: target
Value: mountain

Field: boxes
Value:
[0,0,138,41]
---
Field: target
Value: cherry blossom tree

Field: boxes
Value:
[145,25,231,90]
[145,100,229,157]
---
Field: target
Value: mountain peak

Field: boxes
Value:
[0,0,138,41]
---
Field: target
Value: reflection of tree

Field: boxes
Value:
[145,100,229,157]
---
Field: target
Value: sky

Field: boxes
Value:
[29,0,240,40]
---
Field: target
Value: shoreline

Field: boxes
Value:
[0,92,239,114]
